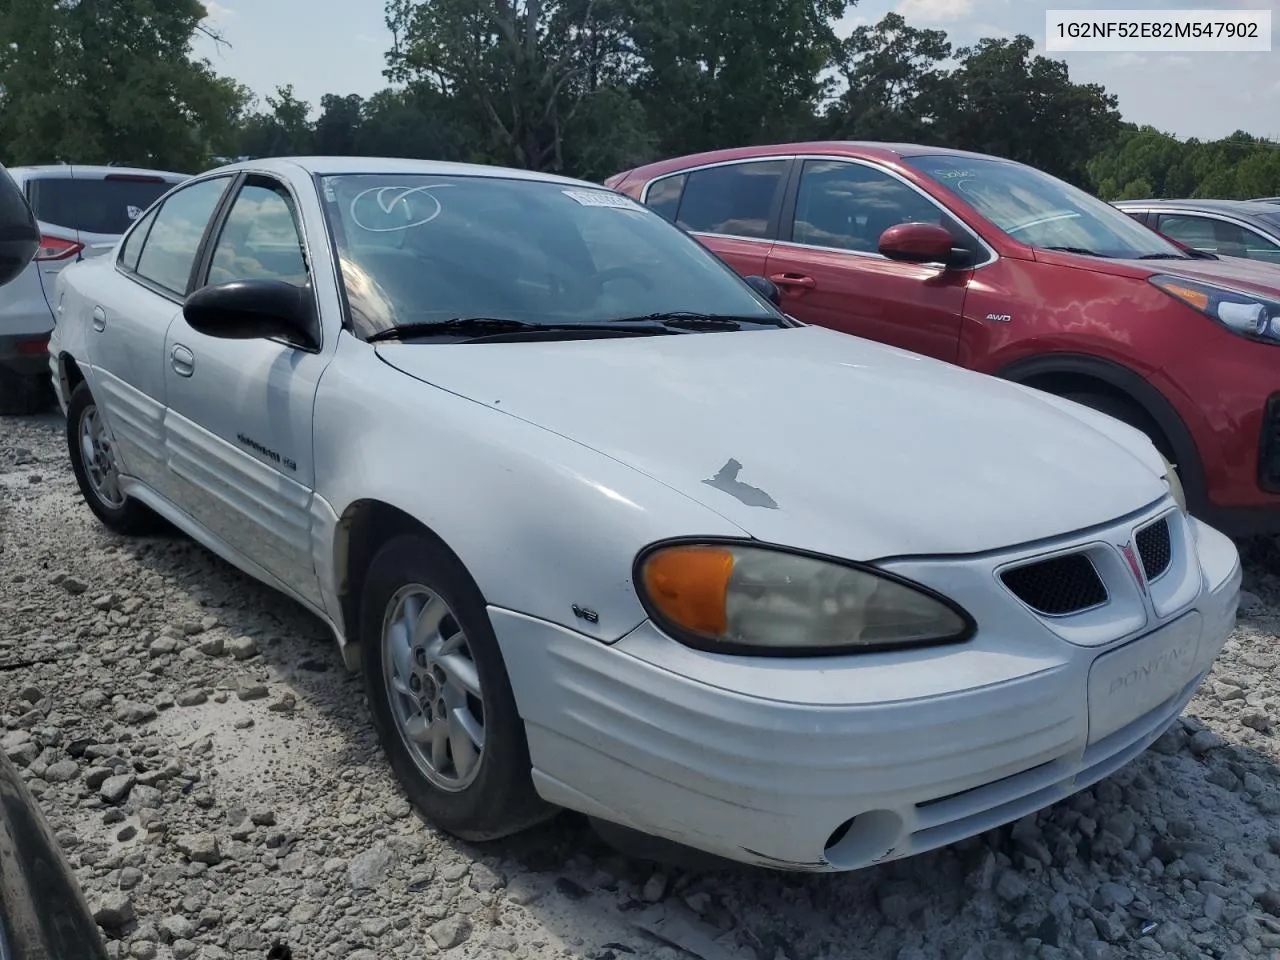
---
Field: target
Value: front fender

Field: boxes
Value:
[314,337,748,643]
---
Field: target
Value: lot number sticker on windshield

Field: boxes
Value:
[562,189,639,210]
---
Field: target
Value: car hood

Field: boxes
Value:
[1134,254,1280,297]
[376,326,1169,559]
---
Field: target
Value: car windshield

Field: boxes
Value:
[317,173,782,339]
[906,155,1185,260]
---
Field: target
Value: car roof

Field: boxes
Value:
[621,141,1015,180]
[204,155,597,189]
[1115,197,1280,218]
[6,163,188,181]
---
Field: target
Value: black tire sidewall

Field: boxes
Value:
[359,533,548,842]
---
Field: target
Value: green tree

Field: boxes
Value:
[940,35,1121,187]
[626,0,851,157]
[0,0,247,170]
[237,85,314,157]
[385,0,648,175]
[825,12,953,142]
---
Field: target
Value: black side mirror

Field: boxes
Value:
[0,165,39,288]
[743,274,781,307]
[184,279,320,349]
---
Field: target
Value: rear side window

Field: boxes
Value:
[644,175,685,223]
[675,161,787,239]
[118,207,159,272]
[135,177,231,295]
[27,176,177,236]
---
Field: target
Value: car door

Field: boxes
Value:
[640,159,791,277]
[85,175,234,495]
[764,158,981,363]
[161,173,331,607]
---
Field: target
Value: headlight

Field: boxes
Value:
[635,541,973,656]
[1161,453,1187,513]
[1151,274,1280,344]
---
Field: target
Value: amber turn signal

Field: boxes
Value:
[639,545,735,636]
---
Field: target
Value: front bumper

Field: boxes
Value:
[492,512,1240,872]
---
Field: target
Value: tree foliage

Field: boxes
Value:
[0,0,247,170]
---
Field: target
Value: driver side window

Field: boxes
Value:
[208,179,308,287]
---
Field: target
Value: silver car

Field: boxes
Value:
[0,164,186,413]
[1115,198,1280,267]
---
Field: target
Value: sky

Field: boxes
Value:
[194,0,1280,141]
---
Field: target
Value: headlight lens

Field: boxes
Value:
[636,542,973,655]
[1151,274,1280,344]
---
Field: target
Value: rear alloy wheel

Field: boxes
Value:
[65,381,160,534]
[360,534,552,841]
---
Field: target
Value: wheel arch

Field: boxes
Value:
[998,353,1207,509]
[332,498,479,672]
[58,351,85,402]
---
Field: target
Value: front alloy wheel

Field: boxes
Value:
[359,533,552,841]
[381,584,486,791]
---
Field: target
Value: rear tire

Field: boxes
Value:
[359,533,553,842]
[0,370,54,415]
[66,381,161,535]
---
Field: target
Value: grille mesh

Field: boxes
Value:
[1000,553,1107,616]
[1135,518,1172,581]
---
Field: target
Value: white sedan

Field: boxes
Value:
[49,157,1240,872]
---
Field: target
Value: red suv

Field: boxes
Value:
[607,143,1280,537]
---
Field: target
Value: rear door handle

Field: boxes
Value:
[769,273,816,289]
[171,344,195,378]
[91,306,106,332]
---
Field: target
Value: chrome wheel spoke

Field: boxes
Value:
[440,650,481,699]
[403,711,432,744]
[451,705,485,751]
[411,596,448,648]
[429,719,450,771]
[448,712,480,779]
[386,619,414,691]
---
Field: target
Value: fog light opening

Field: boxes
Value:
[822,809,904,870]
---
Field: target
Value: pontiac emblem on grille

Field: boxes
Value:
[1119,541,1147,594]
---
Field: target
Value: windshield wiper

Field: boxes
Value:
[1042,245,1110,257]
[1136,250,1218,261]
[365,316,676,343]
[608,311,787,330]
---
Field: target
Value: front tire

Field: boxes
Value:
[65,381,159,534]
[359,533,552,841]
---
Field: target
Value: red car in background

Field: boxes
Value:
[607,143,1280,538]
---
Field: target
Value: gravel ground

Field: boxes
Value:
[3,410,1280,960]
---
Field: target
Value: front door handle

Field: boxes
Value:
[769,273,817,290]
[171,344,195,378]
[91,306,106,332]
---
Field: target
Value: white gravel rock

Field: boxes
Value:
[4,411,1280,959]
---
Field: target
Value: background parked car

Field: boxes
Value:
[0,164,187,414]
[1115,198,1280,266]
[607,143,1280,538]
[0,162,109,959]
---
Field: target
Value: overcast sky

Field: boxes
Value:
[195,0,1279,141]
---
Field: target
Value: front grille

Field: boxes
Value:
[1261,394,1280,493]
[1135,518,1172,581]
[1000,553,1108,616]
